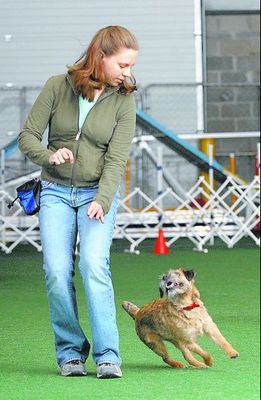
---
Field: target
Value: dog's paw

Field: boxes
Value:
[172,361,187,369]
[197,363,209,369]
[230,352,239,359]
[204,354,214,366]
[190,361,210,368]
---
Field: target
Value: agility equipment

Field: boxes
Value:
[154,228,169,255]
[136,109,247,185]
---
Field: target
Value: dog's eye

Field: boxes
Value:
[179,282,184,287]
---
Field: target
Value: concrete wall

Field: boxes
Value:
[205,12,260,180]
[205,0,260,11]
[206,13,260,133]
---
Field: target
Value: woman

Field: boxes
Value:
[18,25,139,378]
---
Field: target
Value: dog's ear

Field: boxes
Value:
[159,274,167,298]
[182,269,195,281]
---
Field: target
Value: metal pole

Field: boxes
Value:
[139,141,187,200]
[194,0,204,134]
[0,149,5,187]
[256,142,260,176]
[1,149,6,246]
[200,137,215,196]
[208,144,214,191]
[201,0,208,132]
[125,159,131,207]
[229,153,237,205]
[208,144,214,246]
[157,145,163,209]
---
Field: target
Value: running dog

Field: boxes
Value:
[122,268,239,368]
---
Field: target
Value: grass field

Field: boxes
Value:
[0,244,260,400]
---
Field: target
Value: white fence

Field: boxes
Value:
[0,174,260,254]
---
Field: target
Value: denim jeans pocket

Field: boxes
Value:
[41,180,57,189]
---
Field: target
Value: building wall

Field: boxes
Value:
[206,13,260,133]
[205,12,260,180]
[0,0,195,87]
[205,0,260,11]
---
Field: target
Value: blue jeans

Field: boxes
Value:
[39,180,121,367]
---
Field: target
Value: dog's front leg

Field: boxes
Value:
[204,322,239,359]
[187,342,214,366]
[172,340,209,368]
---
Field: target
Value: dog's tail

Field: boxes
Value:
[122,301,140,320]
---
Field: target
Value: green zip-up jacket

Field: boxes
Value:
[18,73,136,214]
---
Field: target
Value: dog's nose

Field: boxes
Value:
[166,281,172,287]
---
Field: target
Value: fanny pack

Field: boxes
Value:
[7,179,41,215]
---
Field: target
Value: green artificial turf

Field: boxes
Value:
[0,244,260,400]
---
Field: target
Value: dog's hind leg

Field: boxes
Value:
[187,342,214,366]
[141,332,187,368]
[204,322,239,359]
[171,340,209,368]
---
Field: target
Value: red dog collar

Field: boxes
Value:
[183,302,200,311]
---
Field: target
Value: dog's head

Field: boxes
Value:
[159,268,196,299]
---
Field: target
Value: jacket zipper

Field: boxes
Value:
[75,129,81,141]
[70,99,80,187]
[70,89,119,187]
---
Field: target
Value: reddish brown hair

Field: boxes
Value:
[68,26,139,101]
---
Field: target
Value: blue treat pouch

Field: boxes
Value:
[8,179,41,215]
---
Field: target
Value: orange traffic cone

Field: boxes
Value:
[154,228,169,254]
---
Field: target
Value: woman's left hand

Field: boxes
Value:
[87,201,105,224]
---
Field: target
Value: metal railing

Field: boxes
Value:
[138,82,260,133]
[0,82,259,142]
[0,171,260,254]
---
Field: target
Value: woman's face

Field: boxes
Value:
[101,47,138,86]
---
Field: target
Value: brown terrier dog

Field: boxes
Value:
[122,268,239,368]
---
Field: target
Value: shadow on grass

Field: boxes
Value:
[123,362,187,372]
[1,362,97,379]
[122,361,226,375]
[2,360,229,382]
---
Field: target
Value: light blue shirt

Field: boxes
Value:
[79,95,96,129]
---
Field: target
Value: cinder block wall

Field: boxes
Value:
[205,12,260,180]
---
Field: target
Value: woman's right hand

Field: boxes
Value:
[49,148,74,165]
